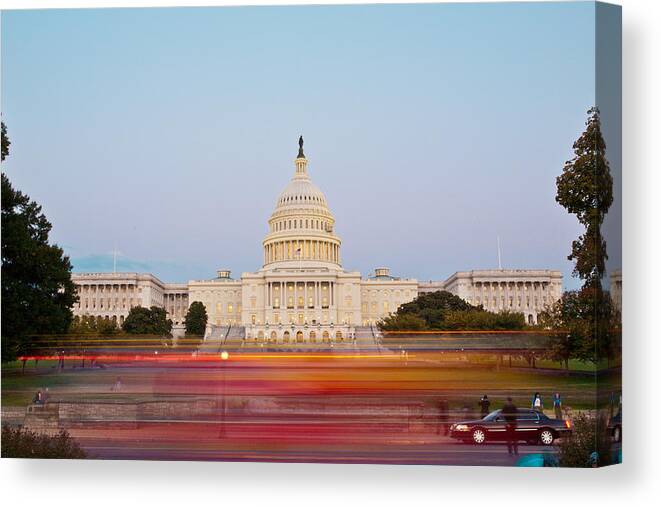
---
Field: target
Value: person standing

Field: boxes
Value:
[532,392,543,413]
[437,399,449,436]
[479,394,491,417]
[553,393,562,419]
[502,397,518,456]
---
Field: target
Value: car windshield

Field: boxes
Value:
[483,410,501,421]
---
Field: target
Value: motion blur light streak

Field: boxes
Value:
[7,337,617,465]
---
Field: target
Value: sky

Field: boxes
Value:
[1,2,617,289]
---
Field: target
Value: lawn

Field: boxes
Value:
[1,353,619,412]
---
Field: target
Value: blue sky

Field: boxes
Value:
[1,2,607,287]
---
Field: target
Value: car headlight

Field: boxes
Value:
[454,424,469,431]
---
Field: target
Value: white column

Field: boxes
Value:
[304,282,307,313]
[315,281,319,308]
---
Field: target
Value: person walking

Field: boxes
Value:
[479,394,491,417]
[437,399,449,436]
[553,392,562,419]
[532,392,543,413]
[502,397,518,456]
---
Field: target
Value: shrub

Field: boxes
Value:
[1,425,87,459]
[557,413,612,467]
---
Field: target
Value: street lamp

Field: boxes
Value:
[219,350,229,437]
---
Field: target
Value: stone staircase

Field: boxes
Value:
[197,324,246,354]
[223,325,246,351]
[354,325,384,351]
[197,325,231,354]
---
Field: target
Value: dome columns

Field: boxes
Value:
[263,238,341,266]
[295,156,308,177]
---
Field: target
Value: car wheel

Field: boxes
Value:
[613,426,621,443]
[471,428,486,444]
[539,429,555,446]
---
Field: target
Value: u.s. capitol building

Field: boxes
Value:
[71,138,563,343]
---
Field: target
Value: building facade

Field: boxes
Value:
[424,270,563,325]
[71,272,188,327]
[71,138,564,339]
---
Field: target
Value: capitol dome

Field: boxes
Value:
[262,137,342,270]
[275,175,329,211]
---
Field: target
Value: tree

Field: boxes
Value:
[393,290,476,329]
[441,309,526,331]
[379,290,526,331]
[122,306,172,336]
[556,107,613,289]
[1,121,10,162]
[539,291,590,369]
[379,313,427,331]
[552,108,618,364]
[185,301,208,336]
[1,123,78,362]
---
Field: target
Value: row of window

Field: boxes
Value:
[472,296,548,308]
[279,193,325,205]
[271,296,329,309]
[77,285,141,293]
[271,217,331,233]
[361,301,400,314]
[362,289,413,298]
[247,329,345,343]
[78,298,141,310]
[473,283,553,291]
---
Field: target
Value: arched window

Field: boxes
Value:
[283,331,290,343]
[335,331,343,342]
[296,330,304,342]
[270,331,277,342]
[322,330,330,342]
[309,331,316,342]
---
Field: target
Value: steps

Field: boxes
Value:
[197,325,231,354]
[354,325,384,351]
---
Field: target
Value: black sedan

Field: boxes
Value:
[449,408,572,445]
